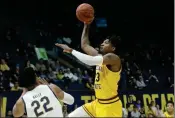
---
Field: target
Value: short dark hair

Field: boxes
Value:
[167,101,174,107]
[107,35,121,53]
[19,67,36,88]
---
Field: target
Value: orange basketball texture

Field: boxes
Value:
[76,3,94,23]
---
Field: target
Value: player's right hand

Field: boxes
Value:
[84,17,94,24]
[55,43,73,53]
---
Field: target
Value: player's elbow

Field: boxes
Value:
[12,107,22,117]
[13,111,20,118]
[68,95,74,105]
[62,92,74,105]
[81,43,87,50]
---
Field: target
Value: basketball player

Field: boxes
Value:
[12,67,74,117]
[163,101,174,117]
[55,23,122,117]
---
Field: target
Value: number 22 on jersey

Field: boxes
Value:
[31,96,53,117]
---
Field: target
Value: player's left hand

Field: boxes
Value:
[55,43,73,53]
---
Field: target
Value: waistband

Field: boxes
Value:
[96,95,120,104]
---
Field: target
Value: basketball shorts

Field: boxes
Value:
[82,96,122,117]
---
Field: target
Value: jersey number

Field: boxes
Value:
[31,96,53,117]
[95,72,100,82]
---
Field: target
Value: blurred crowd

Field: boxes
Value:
[0,21,174,118]
[0,23,173,92]
[122,100,174,117]
[0,58,94,91]
[121,44,174,91]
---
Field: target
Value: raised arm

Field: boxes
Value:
[81,24,98,56]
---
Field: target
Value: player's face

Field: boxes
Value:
[167,103,174,113]
[100,39,115,54]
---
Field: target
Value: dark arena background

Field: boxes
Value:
[0,0,174,117]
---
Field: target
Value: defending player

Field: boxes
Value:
[12,67,74,117]
[55,23,122,117]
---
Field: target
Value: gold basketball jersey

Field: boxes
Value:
[94,65,121,99]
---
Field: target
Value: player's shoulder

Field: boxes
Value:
[49,83,57,88]
[16,98,24,107]
[104,53,121,61]
[49,83,62,92]
[104,53,119,57]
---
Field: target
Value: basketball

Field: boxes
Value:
[76,3,94,24]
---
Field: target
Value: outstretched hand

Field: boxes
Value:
[55,43,73,53]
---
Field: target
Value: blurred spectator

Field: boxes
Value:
[136,75,146,89]
[55,60,61,71]
[6,110,13,118]
[147,103,156,117]
[26,43,35,58]
[82,70,90,84]
[12,64,20,82]
[64,68,75,82]
[35,59,46,72]
[56,69,64,80]
[126,103,132,118]
[77,68,82,74]
[9,78,14,89]
[85,77,94,90]
[6,30,12,41]
[166,77,174,88]
[156,104,164,117]
[72,73,78,82]
[140,107,146,118]
[0,70,4,83]
[131,105,140,118]
[16,40,26,57]
[5,53,10,61]
[39,70,47,79]
[77,68,83,84]
[11,82,21,91]
[128,76,137,89]
[147,113,154,118]
[48,59,56,70]
[25,60,36,70]
[150,101,158,117]
[128,95,136,105]
[146,69,159,83]
[122,107,128,117]
[64,68,74,88]
[163,101,174,117]
[47,67,57,80]
[82,70,90,81]
[136,100,142,111]
[55,60,65,71]
[0,59,10,71]
[0,82,4,91]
